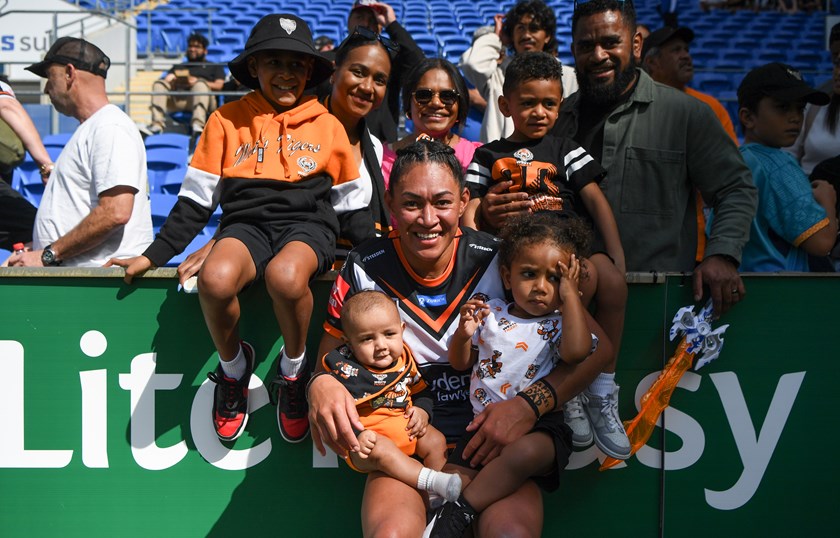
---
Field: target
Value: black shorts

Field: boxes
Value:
[216,220,335,280]
[447,411,572,492]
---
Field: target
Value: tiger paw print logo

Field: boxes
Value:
[525,363,539,380]
[513,148,533,165]
[297,156,317,177]
[335,361,359,379]
[537,319,560,341]
[477,350,503,379]
[473,388,491,407]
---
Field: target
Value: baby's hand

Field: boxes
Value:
[557,254,582,304]
[457,299,489,337]
[405,406,429,440]
[356,430,377,459]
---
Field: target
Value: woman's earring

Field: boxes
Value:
[405,111,411,119]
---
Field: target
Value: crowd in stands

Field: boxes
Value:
[1,0,839,534]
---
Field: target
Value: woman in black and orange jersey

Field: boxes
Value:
[325,28,396,239]
[308,139,612,537]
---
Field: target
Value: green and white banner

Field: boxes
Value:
[0,271,834,536]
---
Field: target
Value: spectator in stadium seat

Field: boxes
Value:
[641,26,738,143]
[518,0,753,316]
[345,0,425,143]
[9,38,152,267]
[784,22,840,175]
[460,0,578,143]
[142,32,225,138]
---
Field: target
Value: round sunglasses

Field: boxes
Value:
[411,88,460,106]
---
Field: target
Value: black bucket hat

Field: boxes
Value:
[228,14,333,90]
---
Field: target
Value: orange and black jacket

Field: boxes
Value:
[144,92,373,266]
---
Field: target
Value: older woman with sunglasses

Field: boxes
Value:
[381,58,481,187]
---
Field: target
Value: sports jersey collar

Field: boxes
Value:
[390,228,462,288]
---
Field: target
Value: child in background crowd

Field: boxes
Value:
[731,63,838,271]
[322,290,461,503]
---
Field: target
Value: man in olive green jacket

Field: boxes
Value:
[482,0,755,317]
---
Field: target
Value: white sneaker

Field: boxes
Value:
[582,386,631,460]
[563,393,593,447]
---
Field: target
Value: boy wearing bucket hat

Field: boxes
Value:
[728,63,838,271]
[110,14,372,443]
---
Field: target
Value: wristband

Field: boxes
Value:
[516,392,540,418]
[516,379,557,419]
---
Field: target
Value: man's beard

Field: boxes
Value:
[577,56,638,107]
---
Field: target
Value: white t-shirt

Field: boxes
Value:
[33,104,152,266]
[469,298,597,416]
[785,104,840,175]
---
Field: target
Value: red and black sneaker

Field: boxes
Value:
[270,366,310,443]
[207,341,255,442]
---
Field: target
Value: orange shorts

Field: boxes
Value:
[345,406,417,473]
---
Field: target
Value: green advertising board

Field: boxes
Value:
[0,270,835,536]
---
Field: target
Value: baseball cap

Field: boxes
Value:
[228,14,333,90]
[737,62,830,107]
[351,0,385,14]
[641,26,694,61]
[25,37,110,79]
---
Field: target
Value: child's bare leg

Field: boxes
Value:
[461,431,554,512]
[264,241,318,367]
[413,426,448,471]
[349,430,461,501]
[590,253,627,372]
[197,238,257,360]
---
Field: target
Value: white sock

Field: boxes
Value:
[417,468,462,502]
[588,372,616,398]
[220,345,247,381]
[280,347,306,379]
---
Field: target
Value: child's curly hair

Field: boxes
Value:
[498,213,592,270]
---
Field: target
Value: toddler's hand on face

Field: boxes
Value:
[557,254,582,303]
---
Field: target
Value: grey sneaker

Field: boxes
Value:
[582,386,631,460]
[563,393,593,447]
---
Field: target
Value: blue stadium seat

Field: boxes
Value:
[14,155,45,207]
[145,133,190,152]
[460,106,483,144]
[42,133,72,161]
[146,147,188,194]
[693,72,733,95]
[150,193,179,235]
